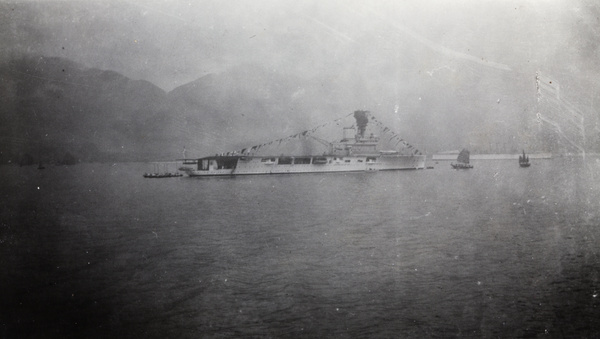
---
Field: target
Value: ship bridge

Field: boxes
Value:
[331,127,381,156]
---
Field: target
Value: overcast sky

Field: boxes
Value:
[2,0,597,91]
[2,0,599,153]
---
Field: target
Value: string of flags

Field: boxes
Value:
[221,111,421,156]
[369,114,422,155]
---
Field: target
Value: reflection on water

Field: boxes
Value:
[1,156,599,337]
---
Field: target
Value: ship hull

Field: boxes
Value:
[182,155,426,177]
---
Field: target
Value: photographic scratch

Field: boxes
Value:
[122,0,186,22]
[360,7,512,72]
[301,15,355,43]
[425,65,456,77]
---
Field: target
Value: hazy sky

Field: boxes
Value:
[3,0,597,91]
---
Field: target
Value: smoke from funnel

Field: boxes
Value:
[354,110,369,137]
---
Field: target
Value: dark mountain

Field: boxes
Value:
[1,56,363,164]
[0,56,176,163]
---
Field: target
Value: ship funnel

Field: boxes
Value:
[353,110,369,137]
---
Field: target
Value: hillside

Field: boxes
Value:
[0,56,176,163]
[2,55,597,165]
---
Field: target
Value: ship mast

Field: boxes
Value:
[307,135,333,154]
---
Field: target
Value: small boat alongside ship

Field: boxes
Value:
[451,149,473,169]
[143,172,183,178]
[519,150,531,167]
[179,111,426,177]
[143,162,183,178]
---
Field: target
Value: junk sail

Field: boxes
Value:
[457,149,470,164]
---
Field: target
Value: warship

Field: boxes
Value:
[179,111,426,177]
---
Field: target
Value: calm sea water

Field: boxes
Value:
[2,156,600,338]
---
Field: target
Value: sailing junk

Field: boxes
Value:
[451,149,473,169]
[519,150,530,167]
